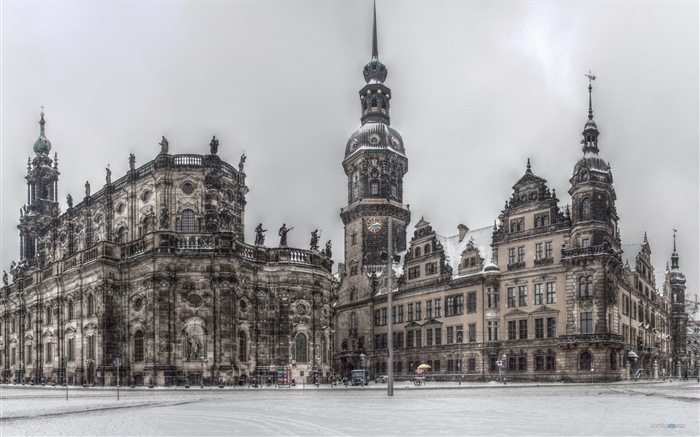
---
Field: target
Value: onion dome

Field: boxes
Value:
[33,111,52,156]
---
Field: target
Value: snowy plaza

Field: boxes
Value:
[1,380,698,436]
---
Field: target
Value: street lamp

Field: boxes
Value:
[200,355,205,388]
[456,329,463,385]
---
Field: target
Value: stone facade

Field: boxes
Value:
[1,124,335,387]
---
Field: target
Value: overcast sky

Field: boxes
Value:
[1,1,698,301]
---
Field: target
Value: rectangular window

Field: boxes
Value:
[374,310,381,326]
[407,331,414,348]
[467,292,477,313]
[398,305,404,323]
[489,356,498,372]
[546,282,556,304]
[396,332,404,349]
[488,321,498,341]
[408,266,420,279]
[545,241,553,259]
[26,345,32,364]
[508,356,517,372]
[446,294,464,316]
[519,319,528,339]
[45,343,53,363]
[426,329,433,346]
[380,308,387,326]
[447,326,454,344]
[517,246,525,263]
[518,285,528,307]
[415,330,422,347]
[408,304,414,322]
[435,328,442,345]
[507,287,516,308]
[582,238,590,248]
[508,320,516,340]
[535,355,545,371]
[434,299,441,318]
[468,358,476,373]
[374,335,381,350]
[535,243,543,260]
[580,312,593,334]
[518,356,527,371]
[426,300,432,319]
[508,248,516,265]
[425,262,437,275]
[547,317,557,337]
[67,338,74,361]
[415,302,422,320]
[534,283,543,305]
[391,306,396,324]
[468,324,476,343]
[535,318,544,339]
[546,355,556,371]
[487,288,499,309]
[447,359,454,372]
[370,182,379,195]
[88,335,96,360]
[46,308,52,325]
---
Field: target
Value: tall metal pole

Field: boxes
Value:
[387,217,394,397]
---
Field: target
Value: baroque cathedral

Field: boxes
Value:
[1,6,689,386]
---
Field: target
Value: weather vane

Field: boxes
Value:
[585,71,596,84]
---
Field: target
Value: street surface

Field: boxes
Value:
[1,380,698,436]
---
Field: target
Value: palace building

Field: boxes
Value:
[331,7,688,382]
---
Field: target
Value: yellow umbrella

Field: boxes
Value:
[417,364,431,370]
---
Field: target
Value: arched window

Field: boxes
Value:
[424,244,431,255]
[581,198,591,221]
[116,226,127,244]
[67,300,74,320]
[579,351,592,370]
[294,333,308,363]
[578,276,593,297]
[179,209,196,232]
[238,331,247,362]
[134,331,144,362]
[87,294,95,317]
[415,247,421,258]
[610,350,617,370]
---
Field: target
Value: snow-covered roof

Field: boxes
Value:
[436,225,494,277]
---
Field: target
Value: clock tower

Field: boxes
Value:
[339,4,410,306]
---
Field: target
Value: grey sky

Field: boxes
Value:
[1,1,698,300]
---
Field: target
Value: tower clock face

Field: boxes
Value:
[366,217,383,233]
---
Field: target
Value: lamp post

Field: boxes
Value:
[63,357,68,401]
[456,329,463,385]
[114,358,121,401]
[200,355,205,388]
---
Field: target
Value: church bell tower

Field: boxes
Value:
[17,111,61,269]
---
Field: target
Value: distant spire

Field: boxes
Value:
[585,71,596,120]
[526,158,531,173]
[581,71,600,154]
[671,228,679,270]
[372,0,379,60]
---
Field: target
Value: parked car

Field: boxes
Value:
[374,375,388,383]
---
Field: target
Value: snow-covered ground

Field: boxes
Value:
[1,380,698,436]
